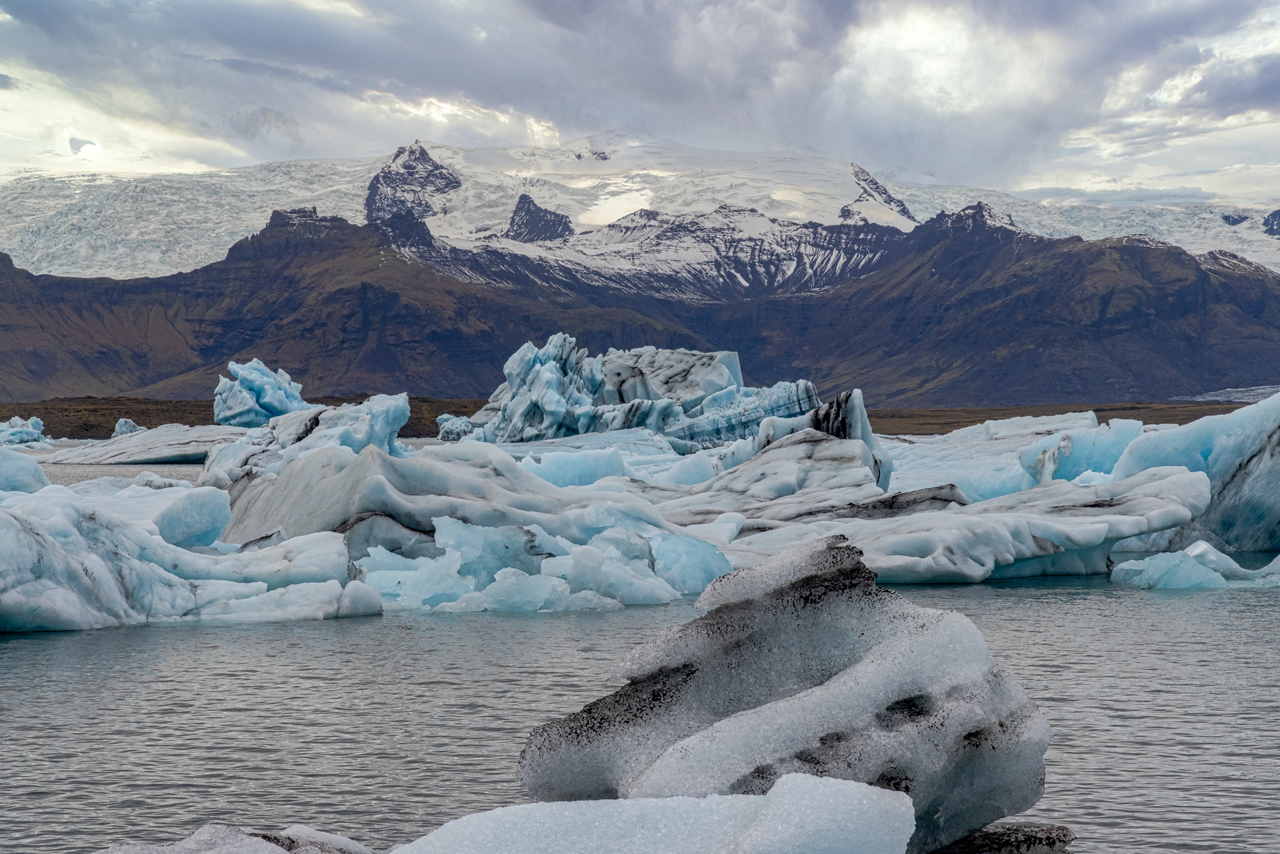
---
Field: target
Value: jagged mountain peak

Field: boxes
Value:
[935,202,1024,235]
[504,194,574,243]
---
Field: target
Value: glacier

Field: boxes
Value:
[95,822,376,854]
[400,774,914,854]
[518,537,1050,854]
[1111,540,1280,590]
[213,358,320,428]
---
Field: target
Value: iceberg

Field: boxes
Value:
[1110,540,1280,589]
[0,447,50,493]
[38,424,249,465]
[518,537,1050,854]
[1018,418,1144,485]
[1111,552,1230,590]
[199,394,412,488]
[95,822,375,854]
[0,492,376,632]
[0,416,50,448]
[884,412,1099,502]
[111,418,146,438]
[401,773,914,854]
[59,475,232,548]
[713,467,1211,581]
[1111,391,1280,551]
[445,334,821,450]
[213,358,319,428]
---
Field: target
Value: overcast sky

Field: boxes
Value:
[1,0,1279,197]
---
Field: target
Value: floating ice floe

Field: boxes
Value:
[518,537,1050,854]
[0,416,51,449]
[213,358,320,428]
[401,773,914,854]
[0,489,379,632]
[199,393,412,488]
[38,424,250,465]
[440,334,822,450]
[1111,392,1280,552]
[1111,540,1280,590]
[95,822,375,854]
[111,418,146,438]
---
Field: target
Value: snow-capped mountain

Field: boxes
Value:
[883,179,1280,274]
[3,130,1280,288]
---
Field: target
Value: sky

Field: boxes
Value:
[1,0,1280,197]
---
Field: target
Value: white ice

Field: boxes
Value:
[399,774,914,854]
[96,822,375,854]
[214,358,321,428]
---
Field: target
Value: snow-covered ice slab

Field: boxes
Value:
[38,424,249,465]
[96,823,374,854]
[401,773,913,854]
[0,491,378,632]
[714,467,1211,581]
[214,358,321,428]
[518,537,1049,854]
[444,333,821,449]
[1112,392,1280,551]
[200,394,410,488]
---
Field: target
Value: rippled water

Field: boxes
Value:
[3,572,1279,854]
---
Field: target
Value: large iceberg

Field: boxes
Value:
[200,394,412,489]
[401,773,914,854]
[442,334,822,450]
[213,358,319,428]
[518,537,1050,854]
[0,490,379,632]
[39,424,249,465]
[1111,392,1280,551]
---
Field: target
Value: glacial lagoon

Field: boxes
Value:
[4,571,1278,854]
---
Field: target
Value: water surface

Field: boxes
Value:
[3,574,1278,853]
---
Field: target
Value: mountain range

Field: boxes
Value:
[3,185,1278,407]
[4,132,1279,282]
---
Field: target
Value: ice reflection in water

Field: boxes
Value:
[3,572,1279,854]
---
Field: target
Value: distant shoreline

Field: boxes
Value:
[0,396,1248,440]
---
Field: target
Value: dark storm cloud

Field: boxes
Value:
[0,0,1277,183]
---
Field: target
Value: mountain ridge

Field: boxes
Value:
[2,204,1278,408]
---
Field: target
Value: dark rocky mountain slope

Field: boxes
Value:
[2,205,1278,407]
